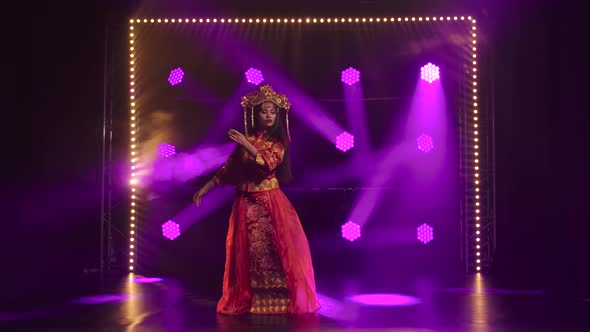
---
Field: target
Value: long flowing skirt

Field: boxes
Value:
[216,188,320,315]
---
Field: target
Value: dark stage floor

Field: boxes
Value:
[2,273,589,332]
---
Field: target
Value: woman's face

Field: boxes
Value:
[258,102,277,129]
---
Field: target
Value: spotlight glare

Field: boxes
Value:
[167,67,184,86]
[335,132,355,152]
[340,67,361,85]
[420,62,440,83]
[162,220,181,240]
[341,221,361,241]
[416,133,434,153]
[244,67,264,85]
[417,223,434,244]
[157,143,176,157]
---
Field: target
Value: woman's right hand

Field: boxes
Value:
[193,184,211,207]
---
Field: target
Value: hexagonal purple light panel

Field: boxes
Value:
[341,221,361,241]
[417,223,434,244]
[416,134,434,153]
[336,132,354,152]
[341,67,360,85]
[245,67,264,85]
[157,143,176,157]
[420,63,440,83]
[168,67,184,86]
[162,220,181,240]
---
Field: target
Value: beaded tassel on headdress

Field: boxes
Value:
[285,111,291,143]
[251,106,255,130]
[243,107,248,136]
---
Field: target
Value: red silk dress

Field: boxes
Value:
[213,132,320,315]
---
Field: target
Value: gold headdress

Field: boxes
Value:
[241,85,291,141]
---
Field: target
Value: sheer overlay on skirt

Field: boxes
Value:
[216,189,320,315]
